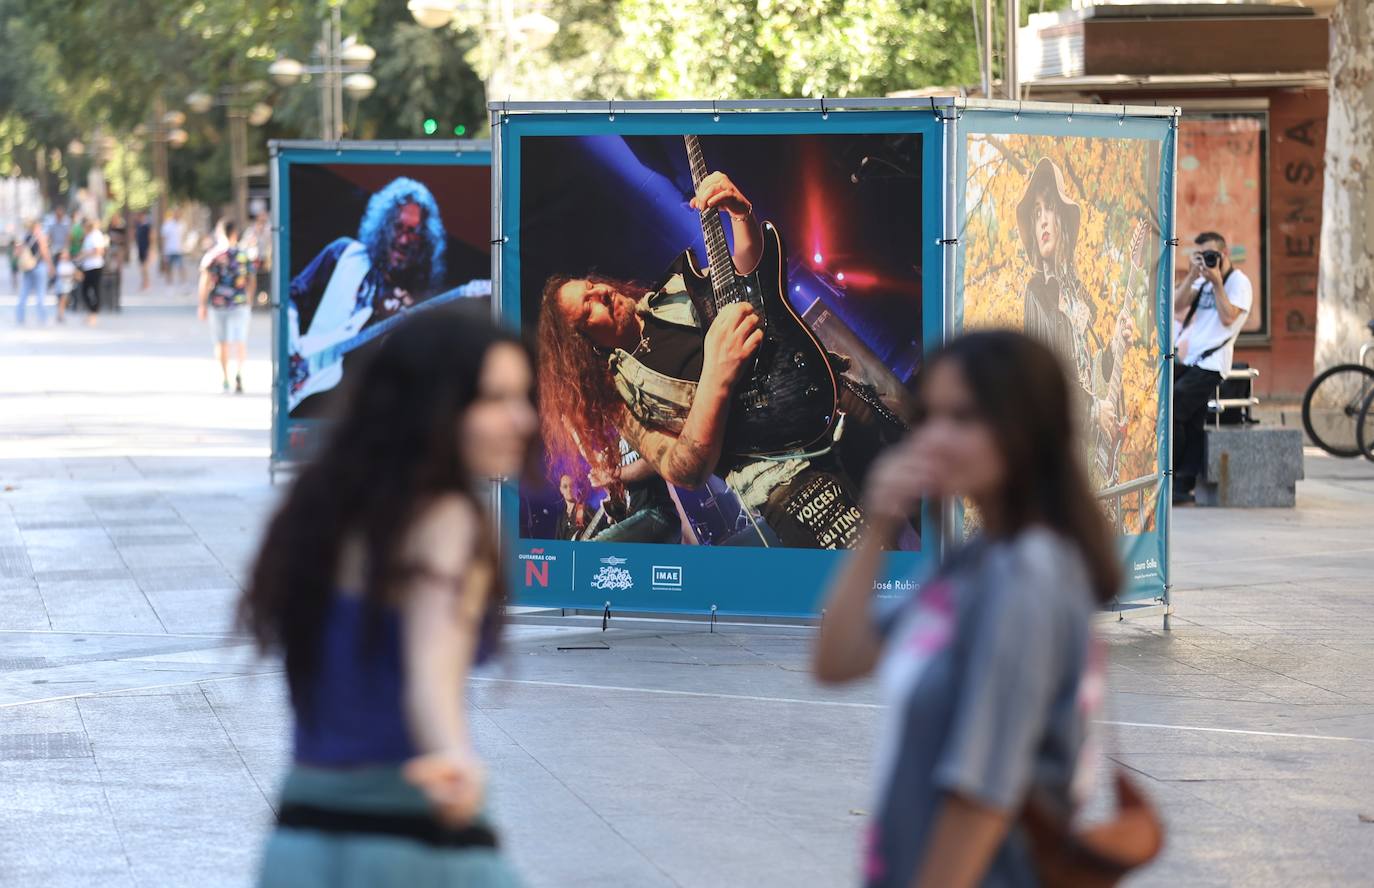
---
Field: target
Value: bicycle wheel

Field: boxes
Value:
[1302,363,1374,457]
[1357,384,1374,461]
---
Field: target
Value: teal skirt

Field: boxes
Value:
[257,765,523,888]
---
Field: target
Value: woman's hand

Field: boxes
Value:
[862,432,947,526]
[403,747,487,827]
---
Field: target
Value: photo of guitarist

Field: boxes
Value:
[536,170,908,550]
[288,177,453,417]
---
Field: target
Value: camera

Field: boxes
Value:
[1201,249,1222,268]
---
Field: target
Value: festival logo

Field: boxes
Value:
[590,555,633,592]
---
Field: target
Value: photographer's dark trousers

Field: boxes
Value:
[1173,359,1221,497]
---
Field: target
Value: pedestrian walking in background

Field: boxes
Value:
[197,221,256,393]
[53,250,76,324]
[76,217,107,326]
[814,331,1160,888]
[161,210,186,286]
[67,213,85,261]
[240,306,535,888]
[242,211,272,307]
[16,219,54,325]
[44,206,71,302]
[134,211,152,290]
[106,211,127,312]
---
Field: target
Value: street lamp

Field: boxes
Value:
[408,0,558,101]
[269,6,376,140]
[183,86,272,227]
[408,0,458,29]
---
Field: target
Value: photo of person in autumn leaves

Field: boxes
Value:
[963,134,1163,534]
[1015,156,1137,491]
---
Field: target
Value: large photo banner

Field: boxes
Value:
[498,111,943,616]
[271,143,492,466]
[957,111,1174,602]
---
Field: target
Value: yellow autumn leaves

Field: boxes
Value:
[961,133,1163,534]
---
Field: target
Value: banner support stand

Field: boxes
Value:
[939,105,961,554]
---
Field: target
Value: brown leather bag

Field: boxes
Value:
[1021,768,1165,887]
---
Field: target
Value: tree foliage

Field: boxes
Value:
[3,0,1062,206]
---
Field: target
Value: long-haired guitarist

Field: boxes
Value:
[536,171,908,550]
[287,177,448,417]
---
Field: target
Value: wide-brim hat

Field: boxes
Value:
[1017,157,1081,263]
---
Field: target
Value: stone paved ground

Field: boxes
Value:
[2,283,1373,887]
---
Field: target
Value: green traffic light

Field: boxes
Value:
[453,124,466,136]
[423,118,438,135]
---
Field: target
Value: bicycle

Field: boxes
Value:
[1302,319,1374,457]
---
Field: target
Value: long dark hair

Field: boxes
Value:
[240,304,520,711]
[917,330,1121,604]
[535,273,651,500]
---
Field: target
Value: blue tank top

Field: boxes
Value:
[293,594,417,766]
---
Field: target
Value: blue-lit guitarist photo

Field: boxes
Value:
[286,174,490,418]
[520,133,924,551]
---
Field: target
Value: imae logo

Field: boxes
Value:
[590,555,633,592]
[651,565,682,590]
[518,548,557,588]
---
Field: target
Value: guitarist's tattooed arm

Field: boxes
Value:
[618,298,762,488]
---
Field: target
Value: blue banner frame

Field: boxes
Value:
[954,109,1176,605]
[495,111,945,618]
[269,142,492,469]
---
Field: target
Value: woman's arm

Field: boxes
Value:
[812,521,890,683]
[397,496,491,826]
[813,434,942,683]
[910,795,1013,888]
[399,495,484,754]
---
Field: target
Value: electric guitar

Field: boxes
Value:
[673,134,839,458]
[286,278,490,411]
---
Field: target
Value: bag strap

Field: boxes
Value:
[1180,268,1234,332]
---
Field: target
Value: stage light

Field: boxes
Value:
[835,271,846,282]
[794,285,801,293]
[812,251,823,265]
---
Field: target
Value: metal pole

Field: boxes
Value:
[941,106,960,553]
[1163,110,1179,632]
[318,18,332,140]
[983,0,994,98]
[332,5,344,139]
[152,97,169,273]
[229,110,248,229]
[1005,0,1020,100]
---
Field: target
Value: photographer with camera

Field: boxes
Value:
[1171,231,1252,505]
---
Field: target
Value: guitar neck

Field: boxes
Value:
[330,285,473,357]
[683,135,739,312]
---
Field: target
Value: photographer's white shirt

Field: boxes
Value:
[1178,269,1252,375]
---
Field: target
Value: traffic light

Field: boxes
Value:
[422,118,438,135]
[453,124,467,136]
